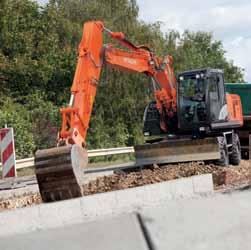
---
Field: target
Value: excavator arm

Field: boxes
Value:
[35,21,178,202]
[59,21,176,148]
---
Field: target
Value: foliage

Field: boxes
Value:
[0,93,59,158]
[166,31,244,82]
[0,0,245,158]
[22,92,60,150]
[0,97,35,158]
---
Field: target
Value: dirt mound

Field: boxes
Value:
[83,161,251,195]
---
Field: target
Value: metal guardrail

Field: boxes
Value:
[0,147,135,171]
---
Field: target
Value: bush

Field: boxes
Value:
[0,97,35,158]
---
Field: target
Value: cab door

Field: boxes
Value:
[207,73,227,122]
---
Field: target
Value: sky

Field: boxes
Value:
[38,0,251,82]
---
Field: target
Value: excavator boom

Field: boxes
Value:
[35,21,179,202]
[59,21,177,147]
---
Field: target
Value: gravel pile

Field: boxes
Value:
[83,161,251,195]
[0,194,41,212]
[0,160,250,212]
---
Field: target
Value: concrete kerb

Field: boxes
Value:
[192,174,214,194]
[0,174,214,237]
[0,185,39,200]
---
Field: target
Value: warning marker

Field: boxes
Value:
[0,128,16,178]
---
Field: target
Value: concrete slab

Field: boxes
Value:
[0,205,41,236]
[1,176,249,250]
[192,174,214,194]
[0,185,39,200]
[0,214,149,250]
[0,174,214,237]
[38,197,83,228]
[141,189,251,250]
[81,190,118,218]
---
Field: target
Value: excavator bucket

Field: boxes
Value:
[134,138,220,166]
[35,145,87,202]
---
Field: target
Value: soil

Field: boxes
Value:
[0,160,250,212]
[0,194,41,212]
[82,160,251,195]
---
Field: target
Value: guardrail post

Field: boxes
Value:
[0,127,17,178]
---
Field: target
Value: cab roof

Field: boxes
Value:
[178,68,223,77]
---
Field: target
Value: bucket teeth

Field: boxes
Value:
[134,138,220,166]
[35,145,88,202]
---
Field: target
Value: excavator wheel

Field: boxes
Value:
[229,133,241,165]
[215,137,229,166]
[35,145,88,202]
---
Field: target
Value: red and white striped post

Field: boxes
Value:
[0,127,16,178]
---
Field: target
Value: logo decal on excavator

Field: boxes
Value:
[123,58,137,65]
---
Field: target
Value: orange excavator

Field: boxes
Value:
[35,21,243,202]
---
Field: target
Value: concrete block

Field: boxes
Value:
[192,174,214,194]
[0,185,39,200]
[80,191,118,218]
[0,174,214,237]
[169,177,194,198]
[38,197,83,229]
[0,214,149,250]
[0,206,40,237]
[141,190,251,250]
[115,186,146,210]
[143,181,173,204]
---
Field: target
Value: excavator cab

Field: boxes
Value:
[177,68,241,135]
[143,68,235,137]
[132,68,242,168]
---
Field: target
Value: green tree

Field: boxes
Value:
[0,0,245,158]
[23,92,60,150]
[169,31,244,82]
[0,97,35,158]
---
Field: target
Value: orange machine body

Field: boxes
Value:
[59,21,243,148]
[226,93,243,126]
[59,21,176,147]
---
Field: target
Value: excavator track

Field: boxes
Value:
[35,145,87,202]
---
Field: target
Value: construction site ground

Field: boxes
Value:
[0,160,250,212]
